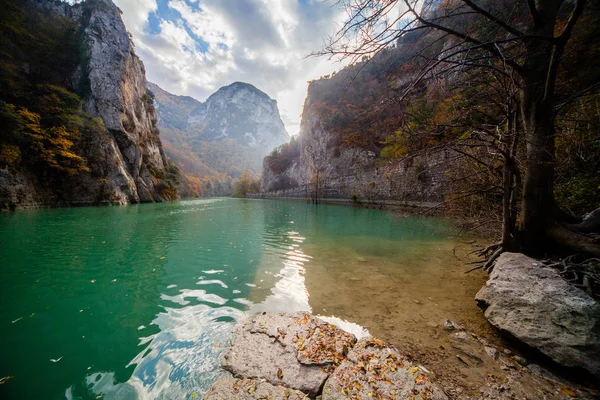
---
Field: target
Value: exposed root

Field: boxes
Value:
[483,246,504,273]
[464,243,504,274]
[541,256,600,299]
[464,264,485,274]
[476,243,502,258]
[548,223,600,257]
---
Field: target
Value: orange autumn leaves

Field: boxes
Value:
[1,100,91,175]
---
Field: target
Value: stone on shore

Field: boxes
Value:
[322,338,448,399]
[222,312,356,397]
[204,377,309,400]
[475,252,600,378]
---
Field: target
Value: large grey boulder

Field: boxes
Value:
[204,377,309,400]
[476,252,600,377]
[321,338,448,400]
[222,312,356,397]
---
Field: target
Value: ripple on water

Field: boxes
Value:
[160,289,229,306]
[196,280,228,289]
[74,304,245,400]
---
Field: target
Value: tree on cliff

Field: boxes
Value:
[233,170,260,198]
[317,0,600,258]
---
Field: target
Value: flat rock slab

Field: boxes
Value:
[204,377,309,400]
[322,338,448,399]
[476,252,600,378]
[222,312,356,396]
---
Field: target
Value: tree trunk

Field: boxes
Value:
[518,3,561,254]
[520,85,556,253]
[501,104,521,251]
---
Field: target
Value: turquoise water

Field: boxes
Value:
[0,198,453,399]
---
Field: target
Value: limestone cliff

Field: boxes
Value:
[260,79,451,204]
[77,0,170,203]
[0,0,175,210]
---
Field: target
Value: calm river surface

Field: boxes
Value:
[0,198,488,399]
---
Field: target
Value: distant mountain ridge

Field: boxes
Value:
[146,83,202,131]
[148,81,289,196]
[149,81,288,149]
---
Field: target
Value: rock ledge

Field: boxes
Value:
[207,312,447,399]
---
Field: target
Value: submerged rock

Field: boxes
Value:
[483,345,499,360]
[443,319,462,331]
[476,252,600,378]
[321,338,448,399]
[204,377,309,400]
[222,312,356,396]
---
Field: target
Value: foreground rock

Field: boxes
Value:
[212,312,448,399]
[322,338,448,399]
[222,312,356,396]
[204,377,309,400]
[476,252,600,378]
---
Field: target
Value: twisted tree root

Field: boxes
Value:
[483,246,504,273]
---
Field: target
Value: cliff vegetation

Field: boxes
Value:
[0,0,97,176]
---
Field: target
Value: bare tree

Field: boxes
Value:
[315,0,599,256]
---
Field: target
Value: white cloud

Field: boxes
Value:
[113,0,348,136]
[114,0,157,37]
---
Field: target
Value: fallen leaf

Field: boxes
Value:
[560,386,577,397]
[0,376,14,385]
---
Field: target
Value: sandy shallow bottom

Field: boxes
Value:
[301,238,598,399]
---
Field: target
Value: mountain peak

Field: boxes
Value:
[149,82,289,179]
[211,81,274,103]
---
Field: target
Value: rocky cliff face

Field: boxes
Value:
[77,0,169,203]
[0,0,173,209]
[260,81,451,203]
[196,82,288,149]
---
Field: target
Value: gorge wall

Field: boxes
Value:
[260,79,452,205]
[0,0,176,210]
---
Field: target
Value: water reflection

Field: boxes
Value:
[73,304,243,400]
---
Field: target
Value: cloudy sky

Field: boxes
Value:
[111,0,347,135]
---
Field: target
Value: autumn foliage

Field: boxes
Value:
[0,0,98,176]
[265,137,300,174]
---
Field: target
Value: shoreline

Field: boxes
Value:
[247,193,441,209]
